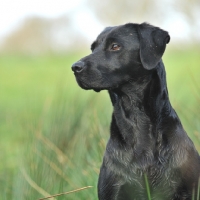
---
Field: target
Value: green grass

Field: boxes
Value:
[144,174,151,200]
[0,48,200,199]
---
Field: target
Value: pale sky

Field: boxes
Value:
[0,0,75,35]
[0,0,195,42]
[0,0,103,40]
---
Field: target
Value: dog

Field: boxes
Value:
[72,22,200,200]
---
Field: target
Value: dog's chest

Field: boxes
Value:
[104,144,180,199]
[105,93,183,196]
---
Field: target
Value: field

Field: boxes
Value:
[0,48,200,199]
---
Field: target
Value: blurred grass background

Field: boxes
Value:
[0,48,200,200]
[0,0,200,199]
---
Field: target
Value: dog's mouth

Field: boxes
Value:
[74,74,121,93]
[74,76,100,92]
[75,77,90,89]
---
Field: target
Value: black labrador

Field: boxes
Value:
[72,22,200,200]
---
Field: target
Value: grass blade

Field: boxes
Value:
[38,186,93,200]
[144,174,151,200]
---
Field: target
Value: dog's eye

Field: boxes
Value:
[111,44,121,51]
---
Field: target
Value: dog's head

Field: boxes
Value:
[72,23,170,92]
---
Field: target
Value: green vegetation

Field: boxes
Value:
[0,48,200,199]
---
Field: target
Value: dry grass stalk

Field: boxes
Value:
[38,186,93,200]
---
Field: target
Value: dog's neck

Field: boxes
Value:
[109,61,176,141]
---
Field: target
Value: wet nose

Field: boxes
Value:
[71,61,85,73]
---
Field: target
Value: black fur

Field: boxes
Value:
[72,22,200,200]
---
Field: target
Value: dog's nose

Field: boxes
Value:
[72,61,84,73]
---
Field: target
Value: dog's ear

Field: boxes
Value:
[137,23,170,70]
